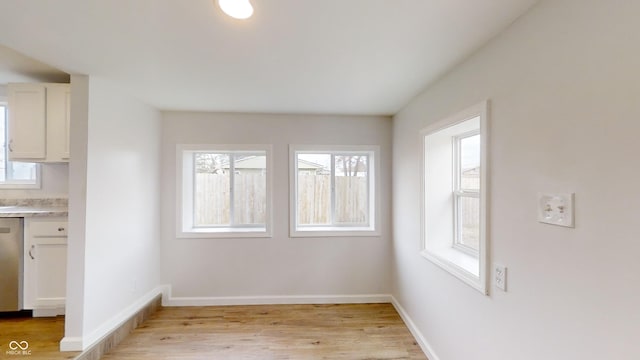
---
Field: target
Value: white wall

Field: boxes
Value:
[64,75,162,350]
[392,0,640,359]
[161,112,392,301]
[63,75,89,346]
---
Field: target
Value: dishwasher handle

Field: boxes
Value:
[28,245,35,260]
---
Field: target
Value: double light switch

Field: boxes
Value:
[537,192,575,228]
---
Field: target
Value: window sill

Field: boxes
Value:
[178,227,271,239]
[0,182,41,189]
[291,226,379,238]
[420,247,487,294]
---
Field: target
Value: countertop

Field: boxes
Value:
[0,206,68,217]
[0,199,68,218]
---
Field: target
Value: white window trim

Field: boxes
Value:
[0,102,41,189]
[289,144,380,237]
[176,144,273,239]
[420,100,489,295]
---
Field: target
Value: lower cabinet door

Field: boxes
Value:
[23,218,68,316]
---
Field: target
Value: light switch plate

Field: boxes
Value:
[538,192,574,227]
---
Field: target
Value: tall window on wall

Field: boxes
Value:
[0,104,39,188]
[178,145,272,238]
[290,145,379,237]
[453,130,480,256]
[421,101,488,294]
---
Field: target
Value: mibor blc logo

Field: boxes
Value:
[6,340,31,356]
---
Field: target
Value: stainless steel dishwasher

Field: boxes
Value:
[0,218,23,312]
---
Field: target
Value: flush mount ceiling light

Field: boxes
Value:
[218,0,254,20]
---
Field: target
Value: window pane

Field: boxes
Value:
[335,155,368,224]
[460,134,480,191]
[0,105,38,184]
[234,154,266,225]
[458,195,480,252]
[8,162,37,181]
[297,154,331,225]
[0,106,5,181]
[194,153,230,226]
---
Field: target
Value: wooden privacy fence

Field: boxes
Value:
[297,175,367,225]
[194,173,367,226]
[458,196,480,249]
[459,172,480,249]
[195,172,266,225]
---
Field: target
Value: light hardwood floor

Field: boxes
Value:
[101,303,427,360]
[0,315,79,360]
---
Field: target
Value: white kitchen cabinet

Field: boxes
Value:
[7,84,46,159]
[7,83,71,163]
[23,217,68,317]
[45,84,71,161]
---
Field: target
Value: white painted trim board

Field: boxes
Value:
[60,285,168,352]
[164,293,392,307]
[390,296,441,360]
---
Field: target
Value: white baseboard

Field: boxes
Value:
[390,296,441,360]
[33,306,65,317]
[164,291,392,307]
[59,337,82,352]
[60,284,168,352]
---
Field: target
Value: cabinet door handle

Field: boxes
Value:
[58,227,65,232]
[28,245,35,260]
[8,140,13,152]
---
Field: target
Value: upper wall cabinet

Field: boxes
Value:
[7,83,71,163]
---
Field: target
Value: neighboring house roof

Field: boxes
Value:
[296,159,325,170]
[462,167,480,175]
[221,156,324,170]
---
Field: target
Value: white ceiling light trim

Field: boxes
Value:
[218,0,254,20]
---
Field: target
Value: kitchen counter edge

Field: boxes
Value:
[0,207,69,218]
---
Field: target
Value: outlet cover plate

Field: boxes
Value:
[538,192,574,228]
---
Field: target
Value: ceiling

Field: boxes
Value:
[0,45,69,84]
[0,0,537,115]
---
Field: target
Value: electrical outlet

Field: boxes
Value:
[494,264,507,291]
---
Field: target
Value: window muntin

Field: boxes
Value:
[0,104,39,188]
[291,146,378,236]
[179,145,271,238]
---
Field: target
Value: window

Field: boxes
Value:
[0,104,40,189]
[421,101,488,294]
[178,145,272,238]
[290,145,379,237]
[453,131,480,256]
